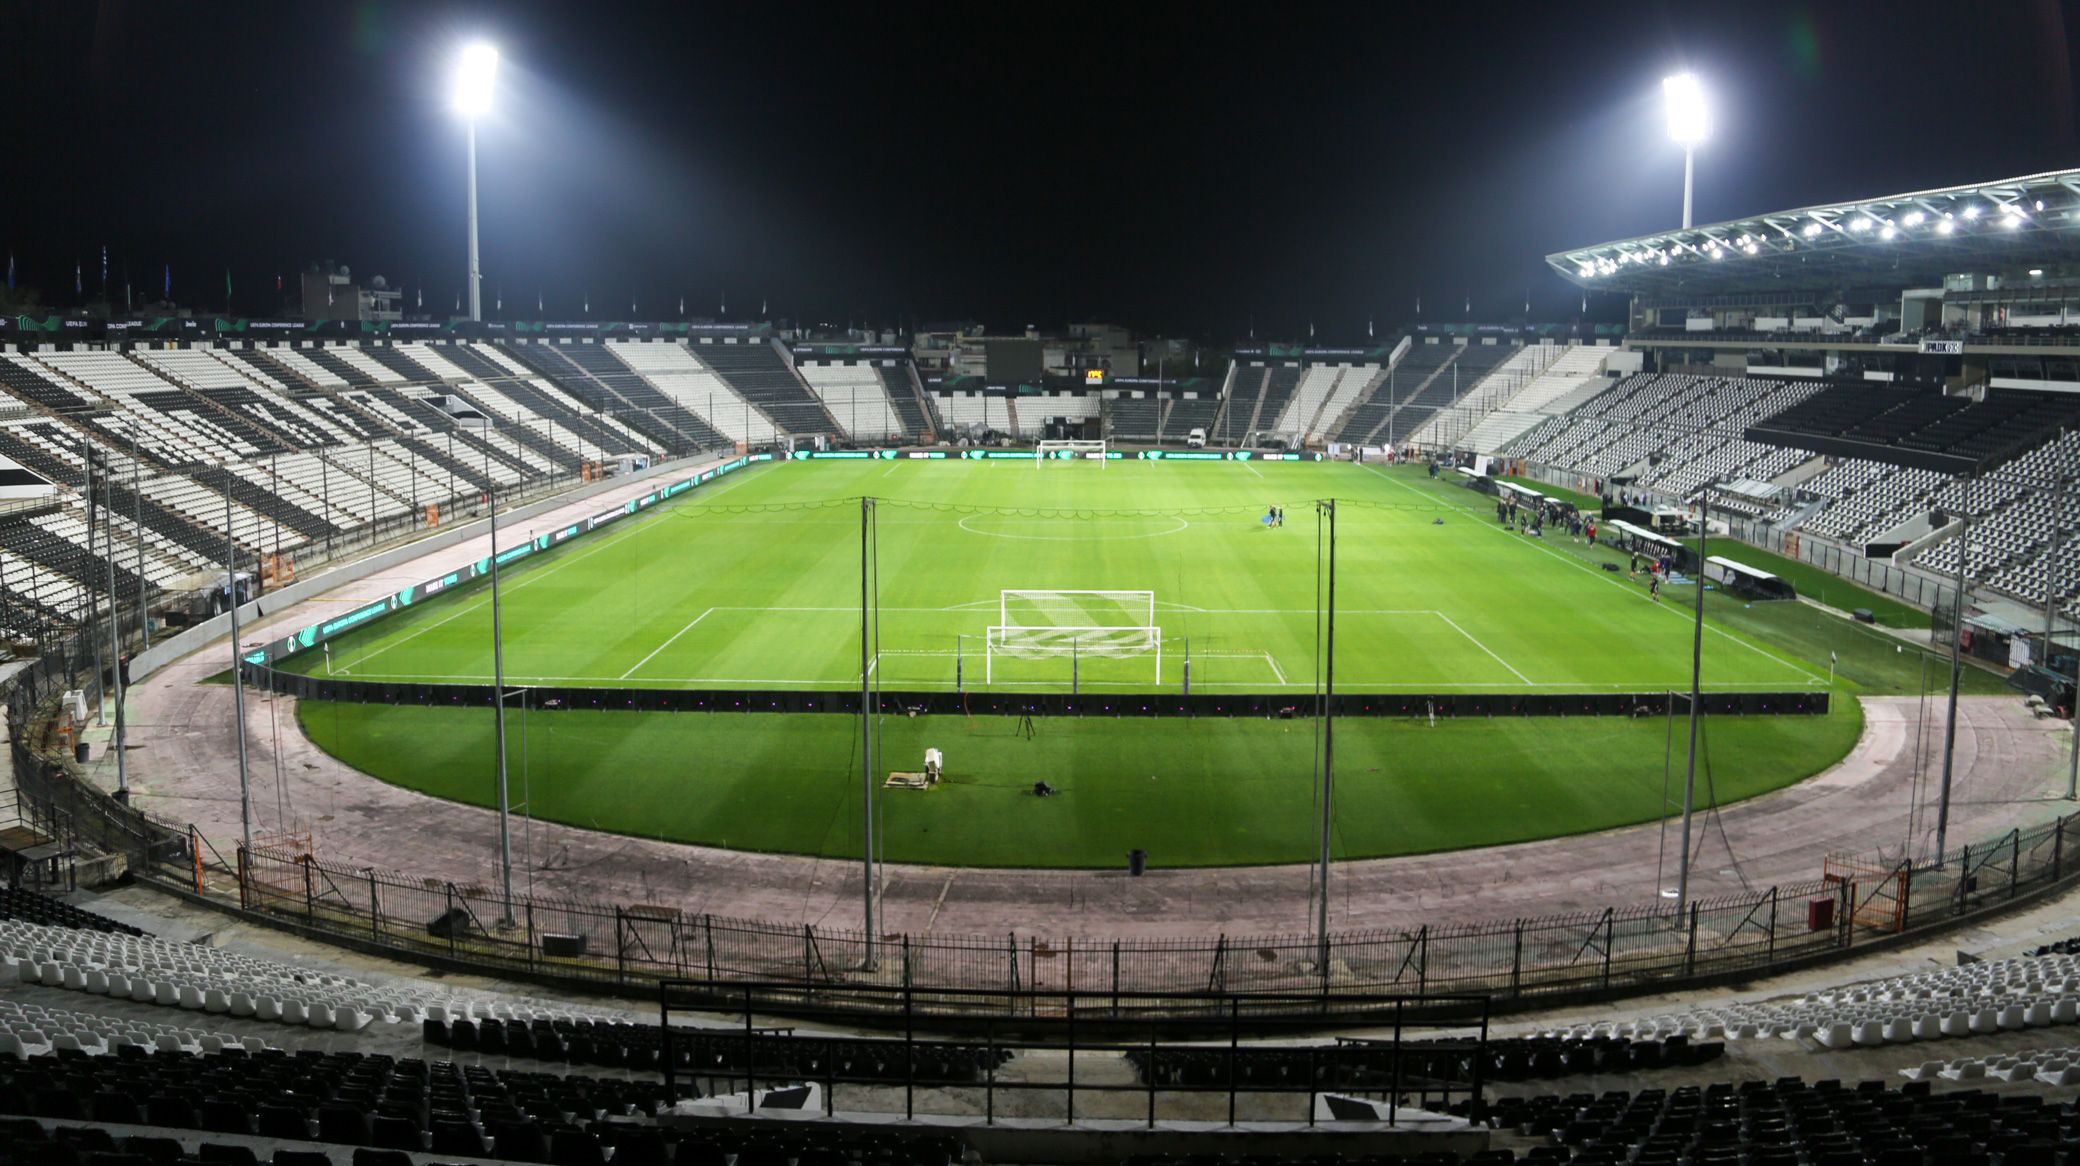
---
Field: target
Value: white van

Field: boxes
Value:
[1186,427,1207,448]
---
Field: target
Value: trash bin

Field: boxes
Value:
[73,741,90,764]
[1127,849,1147,877]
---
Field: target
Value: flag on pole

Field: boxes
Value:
[1368,318,1374,339]
[224,267,232,304]
[537,290,543,313]
[100,245,107,292]
[75,259,82,296]
[5,252,13,290]
[163,263,170,299]
[677,295,684,316]
[495,285,501,312]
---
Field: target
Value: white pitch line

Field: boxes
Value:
[323,671,1816,691]
[1434,612,1530,683]
[333,510,664,673]
[1263,652,1288,685]
[619,607,715,679]
[330,463,773,673]
[1360,463,1827,684]
[1240,459,1265,479]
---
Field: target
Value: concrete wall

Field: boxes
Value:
[128,456,716,685]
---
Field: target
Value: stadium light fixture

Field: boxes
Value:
[1964,204,1982,220]
[2004,213,2024,229]
[2031,268,2045,277]
[1850,218,1873,233]
[1802,223,1822,238]
[1880,225,1897,240]
[1663,73,1708,228]
[452,42,500,118]
[1903,210,1926,226]
[451,42,499,324]
[1937,220,1956,235]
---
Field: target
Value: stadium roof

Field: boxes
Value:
[1548,169,2080,296]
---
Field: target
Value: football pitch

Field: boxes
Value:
[289,458,1828,695]
[282,459,1885,868]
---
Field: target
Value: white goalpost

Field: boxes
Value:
[1034,438,1109,466]
[987,588,1159,683]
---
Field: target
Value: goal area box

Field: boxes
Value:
[986,589,1159,682]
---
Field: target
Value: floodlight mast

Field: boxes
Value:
[452,43,499,323]
[1663,73,1709,229]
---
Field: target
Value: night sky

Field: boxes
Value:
[6,0,2078,339]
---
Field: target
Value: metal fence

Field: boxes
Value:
[22,750,2062,1023]
[5,594,2077,1022]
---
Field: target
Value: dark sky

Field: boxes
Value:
[6,0,2078,339]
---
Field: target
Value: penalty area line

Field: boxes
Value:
[619,608,716,679]
[1433,612,1531,684]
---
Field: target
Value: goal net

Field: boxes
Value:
[1035,439,1109,466]
[988,589,1159,682]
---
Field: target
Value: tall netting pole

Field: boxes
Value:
[1676,487,1708,912]
[225,468,252,859]
[860,495,878,970]
[1314,497,1338,973]
[1936,515,1970,861]
[486,437,516,927]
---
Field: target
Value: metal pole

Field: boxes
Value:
[226,470,252,857]
[860,495,878,969]
[83,442,105,726]
[1675,488,1708,911]
[467,120,482,322]
[130,430,148,649]
[486,440,515,925]
[1936,515,1969,859]
[1315,497,1338,970]
[1681,147,1695,230]
[101,458,126,799]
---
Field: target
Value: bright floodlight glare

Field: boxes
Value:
[1938,220,1956,235]
[1663,73,1709,146]
[452,42,500,118]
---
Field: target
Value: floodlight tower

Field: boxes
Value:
[452,43,499,322]
[1663,73,1709,229]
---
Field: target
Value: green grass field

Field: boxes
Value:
[274,459,1943,868]
[289,460,1832,695]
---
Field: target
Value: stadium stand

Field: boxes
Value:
[796,363,907,442]
[596,341,774,448]
[1228,365,1303,441]
[0,889,148,937]
[1434,345,1613,454]
[1748,384,2080,475]
[0,355,98,415]
[683,341,834,436]
[929,391,1011,436]
[1330,342,1459,446]
[877,365,934,439]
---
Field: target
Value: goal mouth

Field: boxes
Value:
[1035,439,1110,463]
